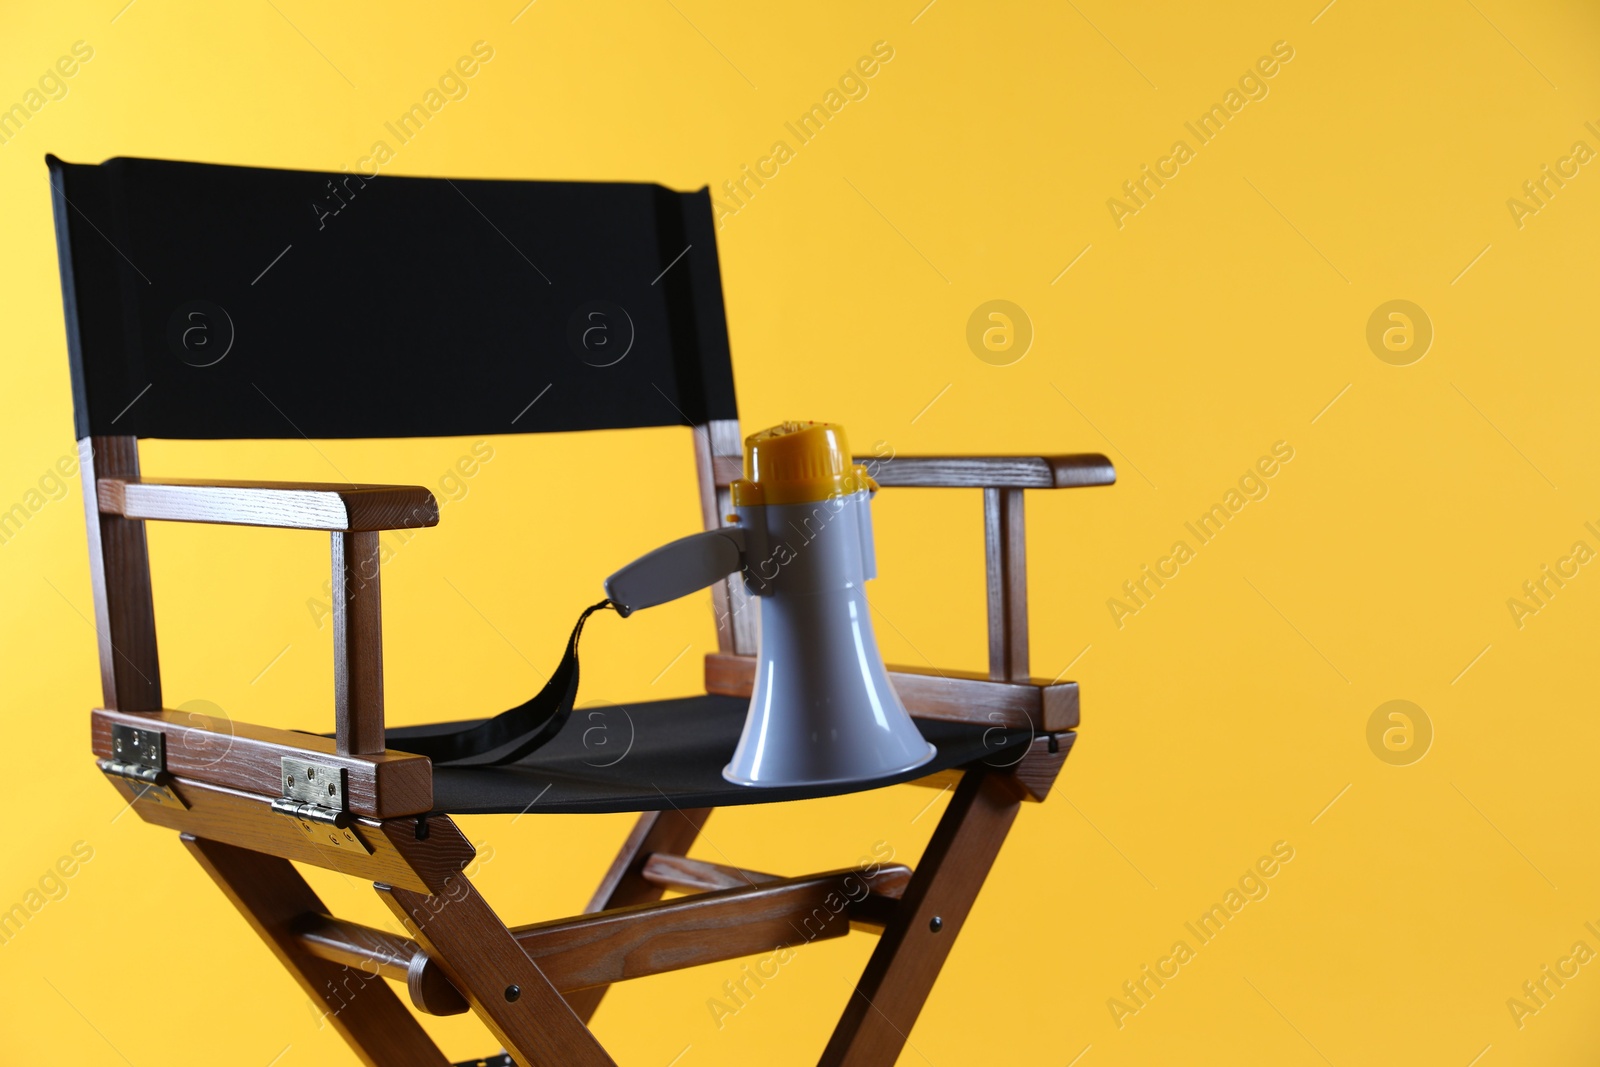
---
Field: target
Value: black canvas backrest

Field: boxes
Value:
[46,155,737,440]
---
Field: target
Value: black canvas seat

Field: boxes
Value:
[388,694,1033,815]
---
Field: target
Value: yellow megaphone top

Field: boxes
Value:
[731,421,877,507]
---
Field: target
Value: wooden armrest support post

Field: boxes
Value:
[334,531,386,754]
[985,486,1027,681]
[80,438,163,711]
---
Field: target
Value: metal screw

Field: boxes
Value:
[328,783,336,796]
[929,916,943,933]
[307,768,315,779]
[285,775,294,787]
[504,985,521,1002]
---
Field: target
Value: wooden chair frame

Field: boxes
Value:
[81,419,1112,1066]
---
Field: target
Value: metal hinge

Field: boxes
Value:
[97,724,188,809]
[271,756,371,855]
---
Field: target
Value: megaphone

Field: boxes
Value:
[605,421,936,787]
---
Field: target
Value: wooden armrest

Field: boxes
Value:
[855,453,1116,489]
[98,478,439,531]
[710,453,1115,489]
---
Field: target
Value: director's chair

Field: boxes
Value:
[47,154,1115,1066]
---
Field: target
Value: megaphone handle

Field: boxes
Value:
[604,527,747,617]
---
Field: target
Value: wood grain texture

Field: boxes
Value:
[298,862,911,1016]
[710,454,743,486]
[98,477,439,531]
[694,419,758,656]
[183,836,451,1067]
[820,771,1023,1066]
[903,733,1078,803]
[79,437,161,711]
[376,880,616,1067]
[692,422,738,647]
[692,423,736,536]
[107,773,468,892]
[585,808,713,914]
[714,420,756,657]
[639,852,912,902]
[712,452,1116,489]
[511,866,908,993]
[704,652,1080,732]
[295,913,469,1016]
[91,708,433,817]
[640,853,777,894]
[984,487,1029,681]
[407,948,471,1016]
[566,807,710,1022]
[333,530,386,755]
[296,911,419,973]
[857,453,1116,489]
[1008,732,1077,802]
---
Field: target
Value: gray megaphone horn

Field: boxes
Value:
[604,420,936,788]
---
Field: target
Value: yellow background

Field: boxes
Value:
[3,1,1598,1063]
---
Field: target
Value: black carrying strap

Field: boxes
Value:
[396,600,616,766]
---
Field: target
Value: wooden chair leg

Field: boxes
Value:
[182,834,450,1067]
[819,771,1024,1066]
[375,876,617,1067]
[564,807,712,1022]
